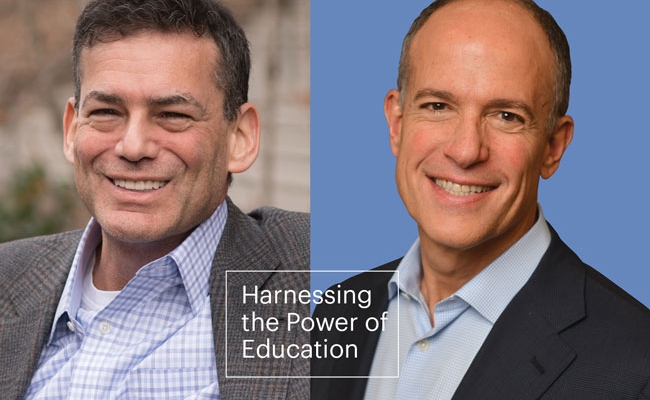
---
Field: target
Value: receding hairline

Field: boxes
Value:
[400,0,552,91]
[397,0,570,130]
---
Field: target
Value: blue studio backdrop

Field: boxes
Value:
[311,1,650,307]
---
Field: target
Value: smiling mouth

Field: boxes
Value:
[433,178,495,196]
[111,179,169,191]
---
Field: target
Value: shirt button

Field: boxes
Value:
[66,321,76,332]
[417,339,429,351]
[401,292,411,301]
[99,321,111,335]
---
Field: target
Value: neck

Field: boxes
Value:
[92,231,189,291]
[417,214,537,320]
[418,245,490,324]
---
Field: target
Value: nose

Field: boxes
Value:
[443,115,489,169]
[114,115,159,162]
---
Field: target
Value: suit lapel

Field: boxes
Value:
[311,261,397,400]
[0,293,62,398]
[0,231,79,400]
[452,227,585,400]
[210,199,297,399]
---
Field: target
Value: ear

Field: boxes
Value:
[541,115,574,179]
[384,89,404,157]
[227,103,260,173]
[63,97,78,165]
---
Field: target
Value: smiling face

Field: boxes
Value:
[64,31,259,250]
[385,0,573,272]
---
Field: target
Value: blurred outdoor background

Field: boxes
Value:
[0,0,310,242]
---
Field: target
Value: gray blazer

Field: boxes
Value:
[0,198,310,399]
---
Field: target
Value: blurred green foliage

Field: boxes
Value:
[0,165,78,242]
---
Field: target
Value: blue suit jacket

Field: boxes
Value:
[312,226,650,399]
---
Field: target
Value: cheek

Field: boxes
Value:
[181,134,229,181]
[496,137,545,187]
[395,128,432,199]
[78,120,125,150]
[72,130,110,167]
[409,131,431,153]
[399,125,438,165]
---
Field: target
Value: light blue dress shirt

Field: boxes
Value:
[364,208,551,400]
[25,201,228,399]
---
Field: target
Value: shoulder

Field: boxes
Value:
[535,227,650,330]
[223,199,309,270]
[533,229,650,373]
[332,258,401,292]
[564,263,650,391]
[0,230,81,278]
[248,206,309,247]
[259,208,309,274]
[547,227,650,324]
[0,231,80,308]
[582,262,650,330]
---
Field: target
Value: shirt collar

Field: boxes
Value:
[48,200,227,344]
[167,200,227,313]
[389,205,551,324]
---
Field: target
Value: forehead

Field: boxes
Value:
[406,0,555,102]
[78,31,219,97]
[413,0,549,47]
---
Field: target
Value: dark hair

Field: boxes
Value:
[397,0,571,128]
[72,0,250,122]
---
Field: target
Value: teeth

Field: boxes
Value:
[113,179,168,191]
[434,178,493,196]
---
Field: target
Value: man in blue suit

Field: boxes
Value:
[312,0,650,398]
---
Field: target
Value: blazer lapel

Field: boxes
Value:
[0,293,62,399]
[0,231,78,400]
[311,261,398,400]
[210,199,302,399]
[452,227,585,400]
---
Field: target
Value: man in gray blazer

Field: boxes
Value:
[313,0,650,399]
[0,0,309,399]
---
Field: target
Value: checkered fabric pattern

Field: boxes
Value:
[24,202,228,399]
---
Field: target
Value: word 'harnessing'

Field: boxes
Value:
[242,284,371,309]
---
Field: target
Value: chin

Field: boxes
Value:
[420,220,492,250]
[96,212,174,243]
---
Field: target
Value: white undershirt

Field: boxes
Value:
[80,254,120,312]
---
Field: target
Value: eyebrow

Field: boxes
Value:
[81,91,208,118]
[413,88,455,103]
[82,91,124,109]
[149,94,207,118]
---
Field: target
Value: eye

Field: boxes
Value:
[424,102,448,112]
[156,111,194,132]
[83,108,122,132]
[489,111,526,133]
[88,108,119,117]
[498,111,524,124]
[159,111,191,119]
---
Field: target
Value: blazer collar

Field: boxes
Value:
[209,198,291,399]
[452,225,585,400]
[0,230,80,400]
[311,261,398,400]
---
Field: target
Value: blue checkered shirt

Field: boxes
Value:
[364,207,551,400]
[25,201,228,399]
